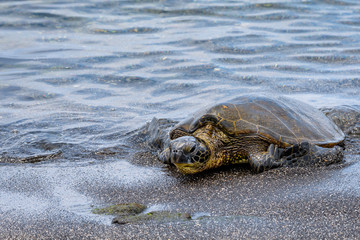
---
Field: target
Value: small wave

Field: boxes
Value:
[97,75,156,88]
[93,27,161,34]
[296,55,360,64]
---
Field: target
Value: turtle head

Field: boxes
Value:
[168,136,210,174]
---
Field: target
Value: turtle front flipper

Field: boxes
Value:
[249,144,283,173]
[281,142,344,167]
[158,147,171,164]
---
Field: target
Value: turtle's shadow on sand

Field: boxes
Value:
[163,163,252,182]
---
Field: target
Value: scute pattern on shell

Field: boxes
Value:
[171,95,345,147]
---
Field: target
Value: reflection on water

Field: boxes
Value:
[0,0,360,164]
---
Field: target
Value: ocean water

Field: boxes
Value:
[0,0,360,228]
[1,0,360,164]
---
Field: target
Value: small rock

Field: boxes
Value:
[112,210,192,225]
[92,203,146,216]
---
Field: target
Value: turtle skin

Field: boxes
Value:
[159,94,345,174]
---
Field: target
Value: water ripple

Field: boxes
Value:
[0,0,359,164]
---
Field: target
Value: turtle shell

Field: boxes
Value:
[170,95,345,147]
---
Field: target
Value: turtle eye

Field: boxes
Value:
[189,145,196,153]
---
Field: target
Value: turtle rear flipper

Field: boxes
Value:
[281,142,344,167]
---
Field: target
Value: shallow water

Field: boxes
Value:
[0,0,360,235]
[1,0,360,163]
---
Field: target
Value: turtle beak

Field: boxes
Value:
[170,150,190,164]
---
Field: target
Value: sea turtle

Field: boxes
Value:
[159,94,345,174]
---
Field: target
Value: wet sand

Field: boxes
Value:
[0,138,359,239]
